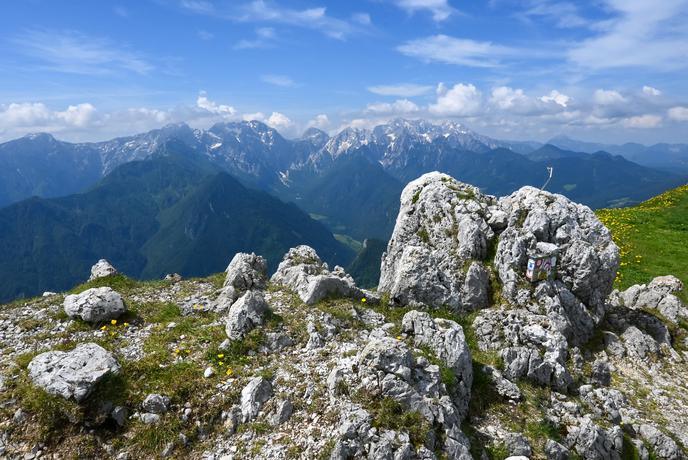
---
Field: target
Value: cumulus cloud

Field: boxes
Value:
[0,102,96,129]
[307,114,330,129]
[366,99,420,114]
[429,83,482,116]
[367,83,433,97]
[643,86,662,97]
[594,89,627,106]
[196,92,236,116]
[243,111,294,130]
[623,114,662,128]
[668,106,688,122]
[540,90,570,107]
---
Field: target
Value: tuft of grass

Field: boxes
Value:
[69,274,140,295]
[366,396,431,447]
[418,227,430,244]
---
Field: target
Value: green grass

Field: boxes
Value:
[597,184,688,299]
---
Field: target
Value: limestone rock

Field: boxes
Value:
[142,394,170,414]
[495,186,619,342]
[378,172,495,310]
[639,424,681,460]
[225,290,269,340]
[215,253,269,309]
[271,246,365,304]
[89,259,118,281]
[566,418,622,460]
[619,276,688,324]
[63,287,126,323]
[28,343,120,402]
[241,377,273,422]
[401,310,472,417]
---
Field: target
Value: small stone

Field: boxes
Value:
[111,406,128,427]
[89,259,118,281]
[204,367,215,378]
[142,394,170,414]
[241,377,273,422]
[140,413,161,425]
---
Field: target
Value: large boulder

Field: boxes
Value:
[225,290,269,340]
[215,253,268,309]
[64,287,126,323]
[495,187,619,334]
[88,259,118,281]
[27,343,120,402]
[271,246,365,304]
[378,172,495,311]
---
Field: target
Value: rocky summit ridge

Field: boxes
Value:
[1,172,687,459]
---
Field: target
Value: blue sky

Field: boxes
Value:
[1,0,688,144]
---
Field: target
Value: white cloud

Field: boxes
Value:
[0,102,96,129]
[181,1,370,40]
[623,114,662,128]
[520,0,589,28]
[351,13,372,25]
[13,29,153,75]
[490,87,530,110]
[307,114,330,129]
[397,35,516,67]
[642,85,662,97]
[568,0,688,70]
[196,92,237,116]
[540,90,570,107]
[391,0,456,22]
[243,111,293,130]
[668,106,688,121]
[367,83,433,97]
[234,27,277,49]
[429,83,482,116]
[261,74,297,87]
[366,99,420,114]
[593,89,626,105]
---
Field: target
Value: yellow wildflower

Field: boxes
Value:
[111,319,117,325]
[361,298,367,303]
[226,368,233,376]
[100,325,107,331]
[217,354,224,358]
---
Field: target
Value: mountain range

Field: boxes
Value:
[0,144,352,302]
[0,118,686,301]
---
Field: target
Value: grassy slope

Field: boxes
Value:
[597,184,688,299]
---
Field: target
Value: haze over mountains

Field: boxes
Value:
[0,118,686,300]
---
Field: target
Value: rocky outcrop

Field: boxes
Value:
[27,343,120,402]
[351,328,473,458]
[225,290,269,340]
[215,253,268,310]
[379,172,495,311]
[271,245,366,305]
[63,287,126,322]
[401,310,472,418]
[615,275,688,324]
[88,259,118,281]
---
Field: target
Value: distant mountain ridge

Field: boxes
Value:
[0,119,686,243]
[0,144,352,302]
